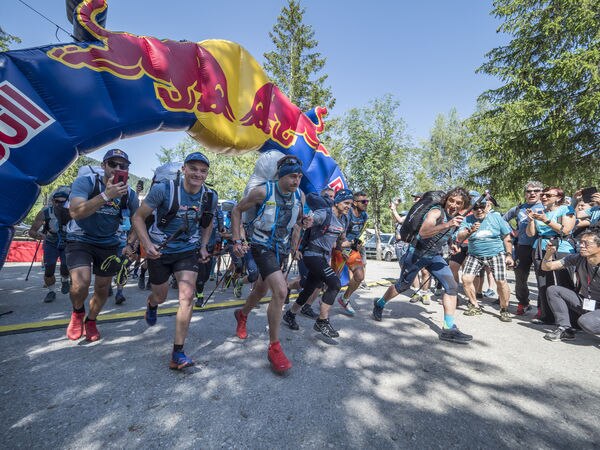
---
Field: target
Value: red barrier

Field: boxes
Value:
[5,240,44,263]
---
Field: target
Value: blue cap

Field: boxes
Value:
[103,148,130,163]
[334,189,354,204]
[184,152,210,166]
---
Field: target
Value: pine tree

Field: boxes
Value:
[263,0,335,112]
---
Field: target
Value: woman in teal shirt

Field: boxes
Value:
[526,186,576,324]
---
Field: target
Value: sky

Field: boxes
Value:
[1,0,506,179]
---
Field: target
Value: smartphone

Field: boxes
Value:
[113,169,129,185]
[549,237,560,248]
[581,187,598,203]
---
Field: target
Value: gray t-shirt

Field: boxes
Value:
[304,209,348,258]
[562,254,600,301]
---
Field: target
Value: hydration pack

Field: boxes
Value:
[78,165,131,218]
[399,190,446,244]
[299,192,334,253]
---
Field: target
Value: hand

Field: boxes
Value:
[198,246,210,263]
[545,241,558,258]
[450,243,460,255]
[505,255,514,268]
[292,250,302,261]
[105,176,129,200]
[389,201,396,210]
[469,222,481,234]
[232,242,246,257]
[447,215,464,228]
[122,243,136,258]
[144,242,162,260]
[301,215,313,229]
[531,211,547,222]
[592,193,600,205]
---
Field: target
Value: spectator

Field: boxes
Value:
[541,231,600,341]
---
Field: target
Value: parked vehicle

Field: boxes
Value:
[14,222,31,239]
[364,233,396,261]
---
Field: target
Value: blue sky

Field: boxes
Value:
[2,0,505,178]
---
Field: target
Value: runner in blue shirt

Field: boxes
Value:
[65,149,139,343]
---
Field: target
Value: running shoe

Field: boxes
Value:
[530,308,543,324]
[115,291,126,305]
[145,302,158,326]
[337,295,356,316]
[61,280,70,295]
[267,341,292,374]
[84,319,101,342]
[43,291,56,303]
[439,325,473,344]
[194,292,206,308]
[66,311,85,340]
[300,304,319,319]
[314,318,339,338]
[372,299,384,322]
[409,293,421,303]
[464,304,483,316]
[283,310,299,330]
[234,308,248,339]
[169,351,194,370]
[544,327,575,342]
[515,304,531,316]
[499,308,512,322]
[233,279,243,298]
[483,289,497,298]
[421,293,432,305]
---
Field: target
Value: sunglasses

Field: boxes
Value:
[526,189,542,194]
[579,241,597,248]
[473,205,486,211]
[277,156,303,169]
[540,193,557,198]
[106,160,130,170]
[357,200,369,205]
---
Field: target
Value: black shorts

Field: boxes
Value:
[449,245,468,265]
[251,245,288,280]
[147,251,199,285]
[65,241,119,277]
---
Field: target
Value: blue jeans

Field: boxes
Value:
[394,246,457,296]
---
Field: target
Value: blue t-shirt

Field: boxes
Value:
[67,175,139,246]
[459,211,512,257]
[585,206,600,226]
[503,202,543,246]
[145,182,217,254]
[346,209,368,242]
[533,205,576,253]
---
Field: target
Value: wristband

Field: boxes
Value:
[233,239,243,245]
[100,192,110,202]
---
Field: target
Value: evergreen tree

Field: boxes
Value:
[263,0,335,112]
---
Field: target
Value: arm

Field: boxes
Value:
[198,218,213,262]
[131,201,161,259]
[503,234,514,267]
[389,202,403,224]
[525,211,537,237]
[540,243,564,271]
[419,209,463,239]
[231,187,266,255]
[28,210,46,241]
[69,176,128,221]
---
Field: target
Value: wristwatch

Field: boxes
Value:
[233,239,243,245]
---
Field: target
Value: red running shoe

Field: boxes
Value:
[268,341,292,374]
[84,319,101,342]
[234,309,248,339]
[66,311,85,340]
[516,304,530,316]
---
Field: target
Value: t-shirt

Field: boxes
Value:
[561,254,600,301]
[145,182,217,254]
[346,209,368,242]
[459,211,512,257]
[584,206,600,226]
[503,202,544,246]
[67,175,139,246]
[415,206,450,256]
[533,205,576,253]
[304,209,348,258]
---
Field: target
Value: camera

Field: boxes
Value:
[548,237,560,248]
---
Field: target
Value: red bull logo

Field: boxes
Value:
[0,81,55,167]
[47,0,234,122]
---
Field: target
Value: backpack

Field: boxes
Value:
[299,192,334,253]
[399,190,446,244]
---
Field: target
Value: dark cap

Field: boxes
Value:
[412,192,423,198]
[184,152,210,167]
[103,148,130,163]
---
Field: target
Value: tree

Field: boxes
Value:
[156,137,258,201]
[263,0,335,112]
[335,94,411,257]
[470,0,600,195]
[420,108,483,190]
[0,27,21,52]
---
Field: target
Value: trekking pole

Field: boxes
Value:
[285,228,305,283]
[203,265,230,305]
[25,239,42,281]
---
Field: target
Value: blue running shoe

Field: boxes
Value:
[170,351,194,370]
[145,302,158,326]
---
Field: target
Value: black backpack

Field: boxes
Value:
[299,192,334,252]
[399,190,446,244]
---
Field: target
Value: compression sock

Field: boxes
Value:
[173,344,184,353]
[376,297,386,308]
[443,314,455,329]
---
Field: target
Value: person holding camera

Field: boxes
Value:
[541,230,600,341]
[132,152,217,370]
[65,149,139,342]
[456,199,514,322]
[575,191,600,231]
[526,186,576,324]
[390,199,409,267]
[503,181,544,315]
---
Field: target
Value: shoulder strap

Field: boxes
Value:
[42,207,51,233]
[157,175,181,229]
[254,181,273,222]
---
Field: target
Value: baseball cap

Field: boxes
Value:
[103,148,130,163]
[184,152,210,167]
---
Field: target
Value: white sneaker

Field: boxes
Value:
[337,295,356,316]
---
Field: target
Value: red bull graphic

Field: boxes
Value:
[0,0,347,269]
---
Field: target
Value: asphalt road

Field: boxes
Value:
[0,260,598,449]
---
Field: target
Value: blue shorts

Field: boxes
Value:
[394,246,458,296]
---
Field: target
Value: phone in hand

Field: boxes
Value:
[548,237,560,248]
[581,187,598,203]
[113,169,129,185]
